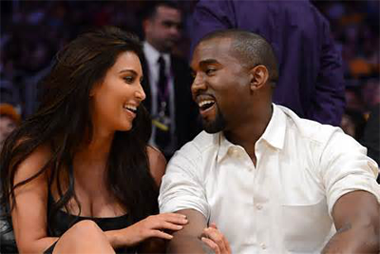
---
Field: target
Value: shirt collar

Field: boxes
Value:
[260,104,286,150]
[216,104,286,162]
[143,41,170,67]
[216,132,234,162]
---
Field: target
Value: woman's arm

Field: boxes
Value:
[104,146,183,252]
[147,146,167,187]
[105,213,187,249]
[11,145,58,253]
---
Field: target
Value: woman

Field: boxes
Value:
[0,26,187,253]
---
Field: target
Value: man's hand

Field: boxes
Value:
[201,223,231,254]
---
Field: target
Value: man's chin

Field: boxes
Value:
[202,120,224,134]
[200,106,226,134]
[164,41,178,51]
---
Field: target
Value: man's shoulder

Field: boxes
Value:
[278,105,343,145]
[174,131,218,159]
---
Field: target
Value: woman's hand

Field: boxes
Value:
[201,223,231,254]
[119,213,188,247]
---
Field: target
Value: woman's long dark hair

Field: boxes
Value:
[0,26,158,233]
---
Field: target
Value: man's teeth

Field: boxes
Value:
[198,100,215,107]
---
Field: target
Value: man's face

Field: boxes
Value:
[0,115,17,144]
[191,38,252,133]
[144,6,182,53]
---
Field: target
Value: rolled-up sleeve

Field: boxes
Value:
[320,130,380,216]
[158,151,210,220]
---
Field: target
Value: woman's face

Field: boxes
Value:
[91,51,146,134]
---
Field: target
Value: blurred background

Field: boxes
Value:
[0,0,379,143]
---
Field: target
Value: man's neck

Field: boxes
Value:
[145,40,169,55]
[224,105,273,164]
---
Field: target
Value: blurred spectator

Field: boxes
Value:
[344,85,365,112]
[191,0,346,126]
[0,0,378,140]
[341,109,366,140]
[362,78,380,111]
[0,103,20,150]
[361,103,380,183]
[140,1,199,159]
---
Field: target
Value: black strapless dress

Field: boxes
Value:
[45,194,137,254]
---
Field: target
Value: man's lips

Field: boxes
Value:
[196,95,216,117]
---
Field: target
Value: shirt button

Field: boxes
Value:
[256,204,263,210]
[229,148,239,157]
[260,243,266,249]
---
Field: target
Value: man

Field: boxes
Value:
[159,30,380,253]
[0,103,20,150]
[361,103,380,183]
[191,0,345,126]
[141,1,199,159]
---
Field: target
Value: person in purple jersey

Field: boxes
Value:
[192,0,345,126]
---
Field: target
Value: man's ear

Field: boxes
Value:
[143,19,152,34]
[250,65,269,92]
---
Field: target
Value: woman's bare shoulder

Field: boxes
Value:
[13,143,52,184]
[146,146,167,187]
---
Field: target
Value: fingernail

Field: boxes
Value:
[177,225,183,229]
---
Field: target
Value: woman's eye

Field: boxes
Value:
[123,76,134,83]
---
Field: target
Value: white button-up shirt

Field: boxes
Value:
[159,104,380,254]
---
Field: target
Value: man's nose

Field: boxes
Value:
[169,26,180,37]
[191,73,206,95]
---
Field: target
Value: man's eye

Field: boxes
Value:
[206,69,216,75]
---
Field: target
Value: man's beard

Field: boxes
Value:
[201,106,227,134]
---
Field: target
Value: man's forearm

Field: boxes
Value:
[322,223,379,253]
[167,235,212,254]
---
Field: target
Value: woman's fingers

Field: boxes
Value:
[202,223,231,254]
[150,229,174,240]
[203,228,226,251]
[210,222,218,229]
[159,221,184,231]
[149,213,188,228]
[201,237,221,254]
[158,213,188,224]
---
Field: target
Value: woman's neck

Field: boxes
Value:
[75,129,114,168]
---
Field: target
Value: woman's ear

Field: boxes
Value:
[89,82,101,97]
[250,65,269,92]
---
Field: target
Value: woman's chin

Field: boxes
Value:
[114,121,133,132]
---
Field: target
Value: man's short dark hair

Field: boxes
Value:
[143,1,181,20]
[198,29,279,86]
